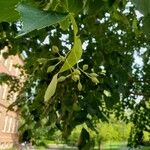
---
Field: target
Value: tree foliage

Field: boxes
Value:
[0,0,150,148]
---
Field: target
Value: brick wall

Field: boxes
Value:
[0,47,24,149]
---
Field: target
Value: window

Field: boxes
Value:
[0,112,2,131]
[4,59,8,67]
[15,68,19,76]
[8,59,13,72]
[3,115,8,132]
[0,112,2,130]
[0,50,5,62]
[0,85,3,99]
[0,52,3,60]
[2,84,8,100]
[15,120,19,133]
[4,58,12,70]
[10,118,15,133]
[13,93,17,102]
[7,117,12,133]
[11,118,15,133]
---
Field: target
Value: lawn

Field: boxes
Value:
[96,142,150,150]
[5,142,150,150]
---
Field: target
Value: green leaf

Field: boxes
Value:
[0,0,20,22]
[73,103,80,111]
[112,11,129,26]
[59,18,70,31]
[131,0,150,38]
[131,0,150,15]
[143,15,150,38]
[83,0,104,15]
[16,3,68,37]
[44,74,58,102]
[67,0,83,14]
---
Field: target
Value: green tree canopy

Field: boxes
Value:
[0,0,150,148]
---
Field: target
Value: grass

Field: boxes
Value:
[4,146,150,150]
[36,143,150,150]
[95,142,150,150]
[7,143,150,150]
[4,141,150,150]
[140,146,150,150]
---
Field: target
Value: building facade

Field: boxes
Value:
[0,47,23,149]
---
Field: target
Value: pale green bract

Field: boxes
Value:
[44,14,81,102]
[59,36,82,73]
[59,14,82,73]
[16,3,68,37]
[44,74,58,102]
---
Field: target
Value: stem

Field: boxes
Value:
[54,61,61,67]
[48,57,60,61]
[78,67,91,78]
